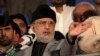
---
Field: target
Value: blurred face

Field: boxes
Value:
[0,25,15,46]
[51,0,65,7]
[73,4,93,22]
[32,18,55,43]
[13,18,27,35]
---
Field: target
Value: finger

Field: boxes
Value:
[69,22,80,29]
[82,21,92,28]
[82,21,92,27]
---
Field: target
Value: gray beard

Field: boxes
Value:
[37,35,54,43]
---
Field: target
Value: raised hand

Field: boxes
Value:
[68,21,92,37]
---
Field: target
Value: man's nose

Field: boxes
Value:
[0,31,4,38]
[2,30,6,35]
[45,23,50,30]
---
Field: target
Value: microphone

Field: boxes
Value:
[15,29,37,51]
[20,34,35,46]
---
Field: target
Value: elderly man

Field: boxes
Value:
[66,2,98,46]
[60,2,100,56]
[63,16,100,56]
[65,1,97,47]
[0,15,21,56]
[19,4,65,56]
[72,2,97,22]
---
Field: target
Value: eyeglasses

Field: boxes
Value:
[33,21,55,27]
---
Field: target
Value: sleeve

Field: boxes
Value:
[66,33,77,45]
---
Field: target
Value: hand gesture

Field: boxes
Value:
[68,21,92,37]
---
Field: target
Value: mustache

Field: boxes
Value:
[0,35,8,39]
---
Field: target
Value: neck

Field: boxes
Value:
[55,6,63,14]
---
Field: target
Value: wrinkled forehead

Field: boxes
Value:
[74,4,93,15]
[51,0,65,3]
[52,0,64,1]
[34,18,55,22]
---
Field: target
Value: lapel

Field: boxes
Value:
[43,39,65,56]
[43,39,58,56]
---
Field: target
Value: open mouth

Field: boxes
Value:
[43,31,50,35]
[0,37,6,41]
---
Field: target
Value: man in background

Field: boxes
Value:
[10,13,28,35]
[50,0,74,35]
[72,2,97,22]
[0,15,21,56]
